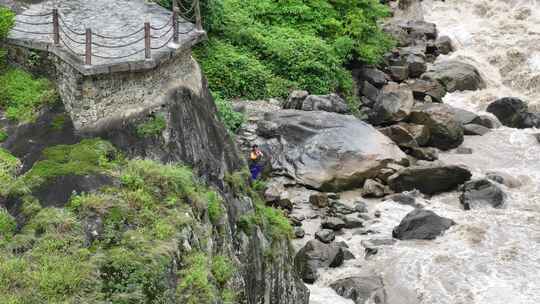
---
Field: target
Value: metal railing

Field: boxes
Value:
[11,0,202,65]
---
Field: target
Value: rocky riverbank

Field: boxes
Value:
[234,0,540,303]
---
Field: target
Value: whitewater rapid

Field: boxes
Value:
[305,0,540,303]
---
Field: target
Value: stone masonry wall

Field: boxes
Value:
[5,43,202,131]
[76,49,203,131]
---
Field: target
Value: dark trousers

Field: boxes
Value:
[250,163,263,180]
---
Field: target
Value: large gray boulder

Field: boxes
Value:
[257,110,408,191]
[486,97,540,128]
[393,209,455,240]
[330,276,387,304]
[388,165,472,195]
[283,92,349,114]
[422,60,486,92]
[294,240,344,283]
[460,179,506,210]
[370,83,415,125]
[408,103,464,150]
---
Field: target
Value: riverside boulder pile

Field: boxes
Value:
[231,1,514,302]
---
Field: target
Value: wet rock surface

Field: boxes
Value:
[393,209,456,240]
[486,97,540,129]
[294,240,345,283]
[460,179,506,210]
[330,276,387,304]
[408,103,465,150]
[388,164,472,194]
[254,110,407,191]
[421,60,486,92]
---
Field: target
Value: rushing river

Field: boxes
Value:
[304,0,540,303]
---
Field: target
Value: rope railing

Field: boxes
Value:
[10,0,202,65]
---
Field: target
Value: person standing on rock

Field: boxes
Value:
[249,145,265,180]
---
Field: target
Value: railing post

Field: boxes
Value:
[144,22,151,59]
[85,28,92,65]
[194,0,202,31]
[172,9,179,43]
[52,9,59,45]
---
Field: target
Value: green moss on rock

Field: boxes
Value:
[0,144,235,303]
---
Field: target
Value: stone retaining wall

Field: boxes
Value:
[4,41,204,131]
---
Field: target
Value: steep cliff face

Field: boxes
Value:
[0,51,308,303]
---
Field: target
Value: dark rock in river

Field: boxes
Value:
[408,103,464,150]
[460,179,506,210]
[435,36,453,54]
[330,276,387,304]
[421,60,486,92]
[388,165,472,195]
[463,124,491,136]
[322,217,346,230]
[294,240,344,283]
[486,97,540,129]
[316,229,336,243]
[486,171,522,188]
[393,209,455,240]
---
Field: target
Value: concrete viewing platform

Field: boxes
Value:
[1,0,207,131]
[4,0,205,75]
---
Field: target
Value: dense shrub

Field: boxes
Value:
[0,6,15,66]
[0,69,58,122]
[212,93,245,133]
[192,0,392,100]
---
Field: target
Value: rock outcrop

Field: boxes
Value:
[393,209,455,240]
[295,240,345,283]
[460,179,506,210]
[330,276,387,304]
[486,97,540,129]
[388,164,472,194]
[255,110,408,191]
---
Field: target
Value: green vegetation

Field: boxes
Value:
[0,6,15,67]
[0,129,8,142]
[0,140,237,303]
[177,253,216,304]
[0,68,58,123]
[192,0,393,101]
[226,170,293,241]
[20,139,118,191]
[0,207,16,242]
[50,114,66,131]
[0,7,58,123]
[214,93,245,133]
[0,148,20,197]
[207,190,224,224]
[136,114,167,138]
[154,1,392,131]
